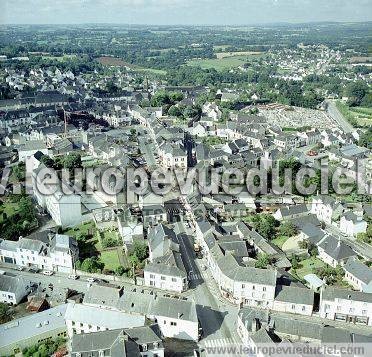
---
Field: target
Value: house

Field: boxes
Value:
[64,302,145,337]
[144,251,188,293]
[0,271,31,305]
[143,204,167,228]
[273,285,314,316]
[343,257,372,292]
[339,211,367,237]
[146,296,200,341]
[273,204,309,221]
[18,140,48,162]
[202,102,221,121]
[319,286,372,326]
[158,142,187,170]
[0,232,79,273]
[144,224,188,293]
[70,325,164,357]
[299,223,326,245]
[117,210,144,246]
[310,195,344,225]
[32,166,82,227]
[317,235,356,268]
[0,304,68,356]
[83,286,200,341]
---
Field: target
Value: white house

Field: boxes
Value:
[0,271,31,305]
[310,195,344,225]
[0,233,78,273]
[317,235,356,268]
[320,286,372,326]
[64,302,145,337]
[32,165,82,228]
[343,257,372,292]
[339,211,367,237]
[273,286,314,316]
[18,140,48,162]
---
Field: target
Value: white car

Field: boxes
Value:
[68,274,79,280]
[42,270,54,276]
[87,277,96,283]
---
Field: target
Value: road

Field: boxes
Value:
[325,224,372,260]
[324,100,354,134]
[176,221,240,348]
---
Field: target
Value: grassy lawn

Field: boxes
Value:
[64,221,96,238]
[187,55,250,71]
[271,235,289,249]
[99,249,121,271]
[291,257,326,280]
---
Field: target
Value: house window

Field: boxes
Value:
[170,322,177,326]
[150,274,155,279]
[242,284,245,289]
[161,276,166,281]
[291,305,295,310]
[263,287,266,291]
[171,278,177,282]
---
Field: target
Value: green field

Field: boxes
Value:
[336,101,372,127]
[187,55,250,71]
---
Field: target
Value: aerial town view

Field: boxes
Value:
[0,0,371,356]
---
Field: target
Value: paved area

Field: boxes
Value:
[325,100,354,134]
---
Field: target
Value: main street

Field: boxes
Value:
[324,99,354,134]
[176,221,240,348]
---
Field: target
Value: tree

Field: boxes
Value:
[18,196,37,222]
[345,81,369,106]
[0,302,12,324]
[78,257,104,273]
[255,253,270,269]
[279,221,298,237]
[359,127,372,149]
[250,214,279,240]
[115,266,128,276]
[168,105,182,117]
[133,241,148,262]
[62,153,82,170]
[290,254,300,270]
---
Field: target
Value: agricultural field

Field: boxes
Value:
[336,101,372,127]
[215,51,262,59]
[187,55,249,70]
[97,56,166,75]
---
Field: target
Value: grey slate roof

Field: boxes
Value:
[71,329,129,357]
[344,257,372,285]
[317,235,356,262]
[274,286,314,305]
[321,286,372,303]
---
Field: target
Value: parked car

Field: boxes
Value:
[17,266,24,271]
[42,270,54,276]
[87,277,96,283]
[68,274,79,280]
[28,267,40,273]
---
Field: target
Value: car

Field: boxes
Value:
[87,277,96,283]
[28,267,40,273]
[42,270,54,276]
[68,274,79,280]
[17,266,24,271]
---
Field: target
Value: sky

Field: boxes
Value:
[1,0,372,25]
